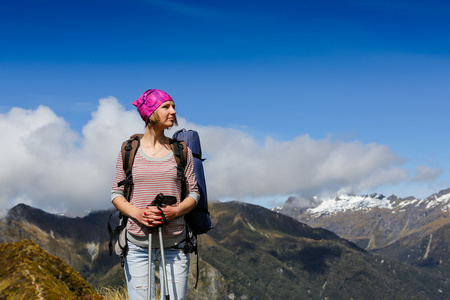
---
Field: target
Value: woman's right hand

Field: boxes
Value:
[136,206,163,227]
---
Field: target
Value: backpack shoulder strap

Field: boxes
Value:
[170,139,187,167]
[109,134,142,263]
[170,139,188,199]
[118,134,143,201]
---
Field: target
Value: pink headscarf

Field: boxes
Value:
[132,89,174,123]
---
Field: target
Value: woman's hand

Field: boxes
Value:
[135,206,163,227]
[160,205,180,222]
[112,196,168,227]
[160,197,197,222]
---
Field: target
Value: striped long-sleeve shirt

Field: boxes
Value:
[111,145,199,246]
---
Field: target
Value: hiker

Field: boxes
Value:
[111,89,199,300]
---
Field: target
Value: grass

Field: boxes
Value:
[97,286,129,300]
[97,285,161,300]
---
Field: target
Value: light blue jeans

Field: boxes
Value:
[125,241,190,300]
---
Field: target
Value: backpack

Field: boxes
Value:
[108,129,213,274]
[172,129,213,235]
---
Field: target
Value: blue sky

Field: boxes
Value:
[1,0,449,215]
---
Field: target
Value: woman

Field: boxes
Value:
[111,89,199,300]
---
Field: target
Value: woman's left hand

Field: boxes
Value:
[160,197,197,223]
[160,205,180,222]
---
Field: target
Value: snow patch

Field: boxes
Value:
[86,242,99,262]
[246,218,256,231]
[397,198,420,209]
[427,194,450,211]
[308,193,393,216]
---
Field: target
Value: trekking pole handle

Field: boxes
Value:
[150,193,177,226]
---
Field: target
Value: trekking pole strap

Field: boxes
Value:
[154,203,169,225]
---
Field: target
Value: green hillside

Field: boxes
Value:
[0,239,104,300]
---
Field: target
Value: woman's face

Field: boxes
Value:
[154,101,177,128]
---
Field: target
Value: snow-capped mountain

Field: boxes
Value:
[307,193,395,215]
[275,188,450,251]
[309,189,450,216]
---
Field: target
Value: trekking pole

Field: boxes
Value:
[147,227,153,300]
[158,225,170,300]
[150,193,177,300]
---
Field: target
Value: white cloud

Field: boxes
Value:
[0,97,142,216]
[196,129,408,199]
[0,98,429,215]
[412,165,443,182]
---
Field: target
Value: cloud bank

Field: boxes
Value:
[0,97,433,215]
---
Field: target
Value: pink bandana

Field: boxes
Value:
[132,89,173,123]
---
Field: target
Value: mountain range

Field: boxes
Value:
[0,191,449,299]
[275,188,450,281]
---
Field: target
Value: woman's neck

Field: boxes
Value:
[143,126,166,145]
[140,126,170,157]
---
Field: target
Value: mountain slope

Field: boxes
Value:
[203,202,448,299]
[373,223,450,279]
[275,188,450,295]
[0,239,104,299]
[0,204,121,288]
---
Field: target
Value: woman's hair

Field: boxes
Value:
[146,111,178,128]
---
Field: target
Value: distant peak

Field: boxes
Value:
[7,203,44,219]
